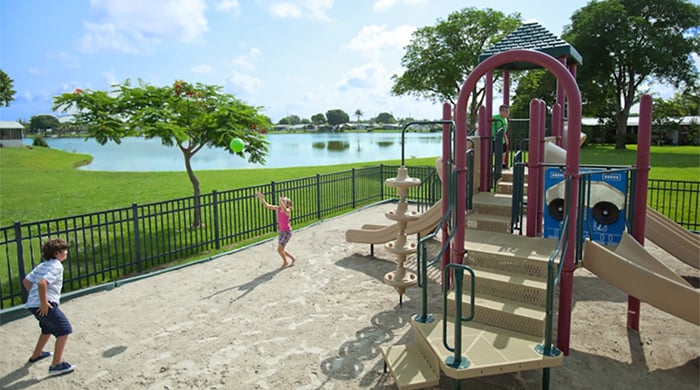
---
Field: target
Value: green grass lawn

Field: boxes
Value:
[1,143,698,226]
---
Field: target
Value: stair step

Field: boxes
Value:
[496,181,528,195]
[412,317,563,381]
[465,230,559,280]
[462,268,549,307]
[472,192,513,217]
[466,212,511,233]
[381,343,440,390]
[446,293,546,338]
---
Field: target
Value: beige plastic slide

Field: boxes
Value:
[582,233,699,325]
[645,206,700,269]
[345,199,443,245]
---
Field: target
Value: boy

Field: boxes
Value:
[23,238,75,376]
[492,104,510,168]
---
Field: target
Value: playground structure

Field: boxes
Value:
[382,166,421,305]
[345,21,699,390]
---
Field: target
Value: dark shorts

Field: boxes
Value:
[29,302,73,337]
[278,229,292,246]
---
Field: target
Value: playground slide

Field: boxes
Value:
[345,200,443,245]
[582,234,699,326]
[645,206,700,270]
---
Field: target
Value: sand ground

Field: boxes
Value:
[0,203,698,390]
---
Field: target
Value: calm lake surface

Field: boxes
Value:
[31,133,444,172]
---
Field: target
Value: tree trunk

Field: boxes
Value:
[184,153,202,228]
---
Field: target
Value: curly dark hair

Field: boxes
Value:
[41,238,69,261]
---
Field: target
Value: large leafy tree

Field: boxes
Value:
[0,69,16,107]
[391,7,521,126]
[53,80,270,227]
[563,0,700,149]
[29,114,60,134]
[326,109,349,126]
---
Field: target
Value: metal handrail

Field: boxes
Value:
[442,263,476,369]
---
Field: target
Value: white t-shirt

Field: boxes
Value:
[24,259,64,308]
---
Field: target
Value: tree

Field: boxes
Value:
[563,0,700,149]
[510,70,557,118]
[29,115,60,135]
[391,7,521,127]
[375,112,396,124]
[0,69,15,107]
[354,109,363,122]
[53,80,270,227]
[326,109,349,126]
[311,113,326,124]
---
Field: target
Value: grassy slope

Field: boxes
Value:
[1,144,697,226]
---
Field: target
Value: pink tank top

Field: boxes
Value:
[277,208,291,231]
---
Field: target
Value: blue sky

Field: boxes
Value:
[1,0,697,123]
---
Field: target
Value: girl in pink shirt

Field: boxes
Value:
[256,192,297,268]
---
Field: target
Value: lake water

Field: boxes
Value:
[30,132,444,172]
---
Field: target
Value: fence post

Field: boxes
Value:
[131,203,142,273]
[213,190,220,250]
[316,174,322,219]
[271,181,278,230]
[380,164,385,200]
[14,222,27,302]
[351,168,356,209]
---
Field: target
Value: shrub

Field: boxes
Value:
[32,135,49,148]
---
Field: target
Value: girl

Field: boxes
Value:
[256,192,297,268]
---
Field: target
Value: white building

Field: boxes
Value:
[0,121,25,148]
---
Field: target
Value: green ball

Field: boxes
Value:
[230,138,245,153]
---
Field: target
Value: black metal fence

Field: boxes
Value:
[0,163,695,311]
[0,165,441,310]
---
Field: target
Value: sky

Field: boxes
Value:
[1,0,697,124]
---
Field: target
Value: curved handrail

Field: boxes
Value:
[400,120,455,165]
[442,263,475,369]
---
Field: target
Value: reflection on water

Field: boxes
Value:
[327,141,350,151]
[30,132,444,172]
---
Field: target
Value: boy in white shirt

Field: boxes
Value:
[23,238,75,376]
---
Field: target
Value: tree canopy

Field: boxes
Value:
[391,7,521,126]
[52,80,271,226]
[0,69,16,108]
[375,112,397,124]
[29,114,60,133]
[325,109,350,126]
[563,0,700,149]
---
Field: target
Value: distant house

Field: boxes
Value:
[0,121,25,148]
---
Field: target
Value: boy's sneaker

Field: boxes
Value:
[48,362,75,376]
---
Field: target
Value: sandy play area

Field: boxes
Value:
[0,202,698,389]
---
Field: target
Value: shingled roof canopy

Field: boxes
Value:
[478,20,583,70]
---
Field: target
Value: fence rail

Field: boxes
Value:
[0,165,695,310]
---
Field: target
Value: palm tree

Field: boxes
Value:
[354,109,363,123]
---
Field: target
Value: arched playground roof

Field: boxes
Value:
[478,20,583,70]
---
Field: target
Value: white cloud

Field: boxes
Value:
[27,68,41,75]
[348,25,415,53]
[192,64,215,74]
[102,71,119,87]
[227,70,262,94]
[80,0,208,53]
[267,0,332,21]
[232,48,263,71]
[269,2,303,18]
[373,0,426,13]
[216,0,240,12]
[337,62,389,91]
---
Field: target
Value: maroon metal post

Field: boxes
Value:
[441,103,452,278]
[628,94,652,330]
[537,99,547,235]
[526,99,542,237]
